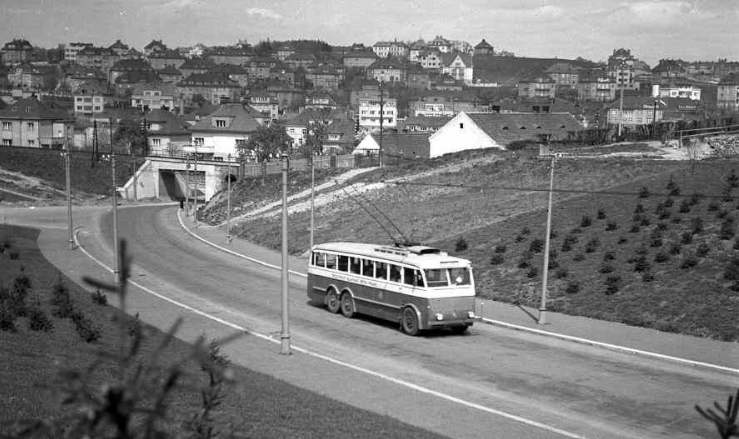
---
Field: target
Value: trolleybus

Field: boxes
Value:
[307,242,476,335]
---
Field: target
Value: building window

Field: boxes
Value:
[2,122,10,130]
[214,119,226,127]
[151,138,161,146]
[459,123,464,129]
[2,139,10,146]
[26,122,34,130]
[194,138,204,146]
[28,140,35,147]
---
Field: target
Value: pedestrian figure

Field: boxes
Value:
[179,198,184,209]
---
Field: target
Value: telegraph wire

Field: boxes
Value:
[335,180,399,244]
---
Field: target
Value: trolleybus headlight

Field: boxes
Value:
[467,311,475,319]
[435,313,444,321]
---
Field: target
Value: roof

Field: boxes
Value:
[145,39,166,50]
[143,109,190,135]
[111,58,155,71]
[179,58,216,70]
[312,242,470,269]
[158,65,182,76]
[114,70,162,84]
[78,46,117,57]
[149,49,184,59]
[0,98,71,121]
[284,109,332,126]
[209,63,248,75]
[474,39,494,50]
[381,132,432,156]
[465,112,582,145]
[440,52,472,67]
[368,58,407,70]
[74,79,109,95]
[401,116,452,129]
[286,53,317,62]
[719,73,739,85]
[108,39,129,50]
[191,103,260,133]
[2,39,33,51]
[179,72,240,87]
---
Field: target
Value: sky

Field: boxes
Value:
[2,0,738,66]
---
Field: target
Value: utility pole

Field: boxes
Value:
[310,149,315,251]
[226,154,232,243]
[652,98,659,141]
[379,81,384,168]
[111,151,119,285]
[617,61,625,139]
[280,153,291,355]
[193,146,198,226]
[538,154,556,325]
[132,150,138,202]
[185,157,190,216]
[63,136,74,250]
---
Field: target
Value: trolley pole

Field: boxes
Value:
[280,153,291,355]
[111,152,119,285]
[64,138,74,250]
[226,154,232,243]
[538,154,556,325]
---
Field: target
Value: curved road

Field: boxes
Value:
[6,204,737,439]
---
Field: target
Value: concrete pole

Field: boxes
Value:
[379,81,384,168]
[111,153,119,285]
[617,67,624,138]
[310,153,315,251]
[185,158,190,216]
[538,155,555,325]
[132,151,138,202]
[193,148,198,226]
[226,154,232,243]
[64,138,74,250]
[280,153,291,355]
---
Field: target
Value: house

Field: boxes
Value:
[655,83,701,101]
[245,90,279,122]
[73,80,112,116]
[304,91,338,110]
[518,75,557,99]
[305,65,342,89]
[353,132,431,159]
[428,36,453,54]
[144,40,168,57]
[323,120,357,154]
[576,71,617,101]
[660,97,703,121]
[177,73,242,105]
[62,64,106,92]
[283,109,334,148]
[607,48,637,90]
[277,45,296,61]
[406,65,431,90]
[372,40,409,59]
[188,103,261,160]
[430,73,464,91]
[417,50,442,70]
[266,80,305,110]
[367,58,407,83]
[77,46,120,77]
[473,39,494,56]
[358,90,397,130]
[545,63,580,87]
[269,64,299,86]
[108,39,131,57]
[409,90,479,117]
[64,42,93,63]
[158,65,183,84]
[440,53,473,85]
[652,59,687,81]
[113,70,163,97]
[209,64,249,87]
[284,53,317,70]
[131,83,179,112]
[1,39,34,65]
[143,109,191,156]
[606,96,665,126]
[429,111,582,155]
[247,57,277,83]
[399,115,450,133]
[205,46,254,66]
[148,50,186,70]
[7,64,58,91]
[178,58,216,78]
[717,73,739,111]
[342,52,378,69]
[109,58,156,85]
[0,98,74,148]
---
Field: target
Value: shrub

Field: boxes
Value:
[723,256,739,281]
[603,251,615,261]
[717,209,729,219]
[691,217,703,234]
[51,278,74,319]
[529,239,545,253]
[664,197,675,208]
[650,237,663,248]
[696,243,710,258]
[633,213,644,223]
[9,251,19,260]
[494,244,507,254]
[636,245,649,255]
[634,204,645,214]
[642,271,655,282]
[0,308,17,332]
[655,202,666,215]
[666,176,680,196]
[668,242,682,255]
[656,222,669,231]
[517,258,531,269]
[605,221,618,231]
[490,254,505,265]
[27,301,54,332]
[734,239,739,250]
[565,281,581,295]
[91,288,108,306]
[679,200,691,213]
[654,251,670,263]
[605,275,622,295]
[617,236,628,244]
[597,208,606,220]
[689,192,702,205]
[640,217,651,227]
[638,186,650,198]
[681,232,693,244]
[515,235,525,242]
[671,216,682,224]
[570,227,583,234]
[127,312,142,338]
[629,224,641,233]
[727,169,739,189]
[526,267,538,278]
[548,258,559,270]
[455,238,468,252]
[634,255,651,273]
[681,255,698,269]
[2,277,29,318]
[719,217,735,240]
[549,230,558,239]
[561,235,578,252]
[707,201,720,211]
[71,311,102,342]
[580,215,592,227]
[658,211,671,220]
[554,268,568,279]
[573,253,585,262]
[599,263,614,274]
[584,238,600,253]
[520,227,531,236]
[729,282,739,292]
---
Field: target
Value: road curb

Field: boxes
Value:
[176,208,739,377]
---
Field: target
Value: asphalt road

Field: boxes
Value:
[4,204,737,439]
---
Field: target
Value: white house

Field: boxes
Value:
[188,103,261,160]
[429,111,582,157]
[353,133,380,155]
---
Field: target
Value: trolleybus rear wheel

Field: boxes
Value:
[326,289,341,313]
[340,292,355,318]
[401,307,420,336]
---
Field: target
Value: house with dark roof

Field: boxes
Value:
[73,79,112,116]
[77,46,120,76]
[606,96,665,126]
[131,83,180,112]
[142,109,191,156]
[209,64,249,87]
[0,98,74,148]
[108,39,131,56]
[283,109,335,147]
[178,58,216,78]
[342,51,378,69]
[144,40,168,57]
[148,50,186,70]
[474,39,494,56]
[189,103,261,160]
[406,64,431,90]
[518,75,557,99]
[245,90,279,121]
[399,115,450,133]
[177,73,242,105]
[372,40,409,59]
[113,70,163,97]
[323,120,357,154]
[576,71,616,101]
[7,64,58,91]
[440,53,473,84]
[545,63,580,87]
[429,111,581,155]
[205,46,254,66]
[409,90,480,117]
[109,58,156,84]
[353,132,431,159]
[1,39,33,65]
[158,65,183,84]
[367,58,407,83]
[284,53,318,70]
[304,91,338,111]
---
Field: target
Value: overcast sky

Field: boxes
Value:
[2,0,737,66]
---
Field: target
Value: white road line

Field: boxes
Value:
[72,228,589,439]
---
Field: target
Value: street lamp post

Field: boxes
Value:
[538,154,556,325]
[185,157,190,216]
[111,152,119,285]
[226,154,232,243]
[309,151,315,252]
[280,153,291,355]
[63,137,74,250]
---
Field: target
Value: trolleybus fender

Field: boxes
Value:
[399,303,423,327]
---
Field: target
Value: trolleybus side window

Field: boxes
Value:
[326,253,337,270]
[337,255,349,272]
[375,262,387,280]
[404,267,423,287]
[389,264,402,283]
[362,259,374,277]
[350,257,361,275]
[312,251,326,267]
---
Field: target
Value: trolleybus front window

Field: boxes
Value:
[450,267,471,285]
[424,269,448,287]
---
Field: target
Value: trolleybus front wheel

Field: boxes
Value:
[340,292,355,318]
[401,307,420,336]
[326,288,341,314]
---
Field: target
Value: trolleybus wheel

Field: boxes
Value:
[401,307,420,336]
[326,289,341,314]
[340,292,355,318]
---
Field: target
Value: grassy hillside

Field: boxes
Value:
[0,225,446,438]
[203,148,739,341]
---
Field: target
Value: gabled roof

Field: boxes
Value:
[474,39,493,50]
[465,112,582,145]
[284,109,332,126]
[109,39,129,50]
[158,65,182,76]
[191,104,260,133]
[368,58,407,70]
[143,109,190,135]
[2,39,33,51]
[111,58,155,71]
[179,72,239,87]
[401,116,452,129]
[0,98,71,121]
[131,82,177,95]
[209,63,248,75]
[606,96,665,110]
[440,52,472,67]
[74,79,109,95]
[149,49,184,60]
[286,53,317,62]
[179,58,215,70]
[145,39,167,50]
[78,46,117,57]
[114,70,162,84]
